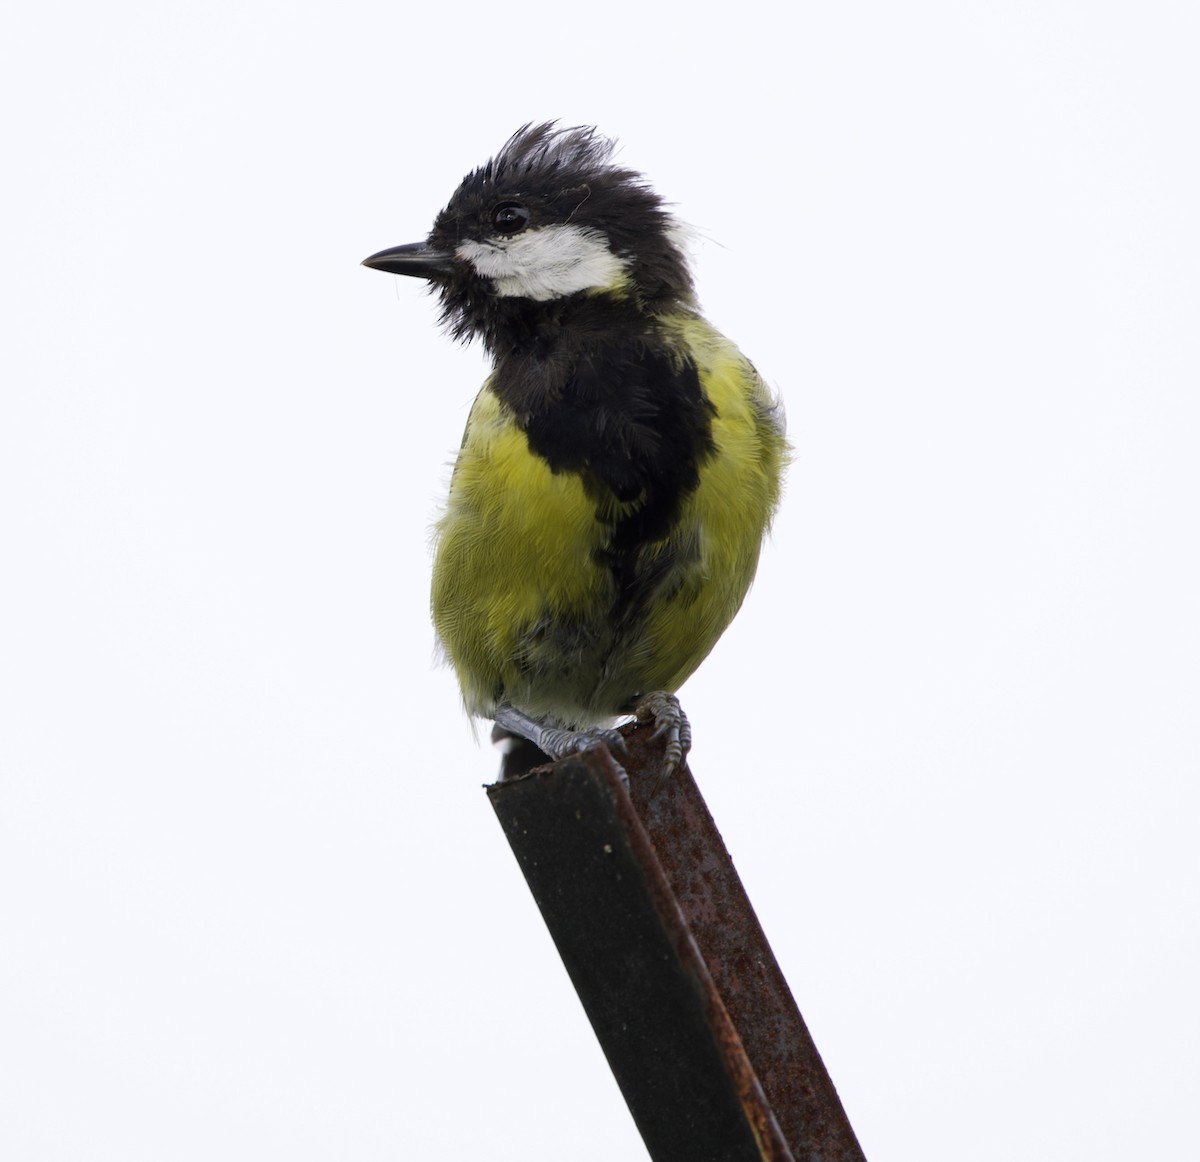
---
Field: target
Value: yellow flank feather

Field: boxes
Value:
[431,313,787,727]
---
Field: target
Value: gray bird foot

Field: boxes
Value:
[492,704,628,765]
[632,691,691,775]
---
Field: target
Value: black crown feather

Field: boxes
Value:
[427,123,696,349]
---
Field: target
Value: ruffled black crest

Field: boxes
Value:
[426,123,695,349]
[472,123,620,190]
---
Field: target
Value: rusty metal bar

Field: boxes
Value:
[619,726,866,1161]
[487,726,866,1162]
[489,744,791,1161]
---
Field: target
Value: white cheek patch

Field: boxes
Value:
[457,225,628,301]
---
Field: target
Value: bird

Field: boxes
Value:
[363,123,787,774]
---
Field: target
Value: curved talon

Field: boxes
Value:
[633,691,691,775]
[593,727,629,757]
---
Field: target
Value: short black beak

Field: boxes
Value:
[362,242,455,279]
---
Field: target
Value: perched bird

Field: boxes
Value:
[364,123,787,772]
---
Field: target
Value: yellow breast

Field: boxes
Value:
[431,315,786,726]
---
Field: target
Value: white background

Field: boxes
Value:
[2,2,1197,1159]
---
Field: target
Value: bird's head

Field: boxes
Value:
[363,123,696,351]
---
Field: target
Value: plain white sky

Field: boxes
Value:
[2,1,1197,1159]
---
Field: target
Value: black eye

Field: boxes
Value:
[491,201,530,235]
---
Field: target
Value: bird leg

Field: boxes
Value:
[492,704,628,765]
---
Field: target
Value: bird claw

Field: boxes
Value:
[491,703,626,768]
[538,724,628,762]
[632,691,691,775]
[530,724,631,788]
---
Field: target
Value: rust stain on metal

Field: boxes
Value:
[618,723,867,1162]
[604,748,795,1162]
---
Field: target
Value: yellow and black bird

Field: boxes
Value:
[364,123,787,772]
